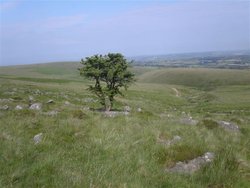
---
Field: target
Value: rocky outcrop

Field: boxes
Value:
[180,117,198,125]
[46,99,54,104]
[104,111,129,118]
[217,121,239,132]
[43,110,58,116]
[29,103,42,110]
[15,105,23,110]
[0,105,9,110]
[166,152,215,174]
[33,133,43,144]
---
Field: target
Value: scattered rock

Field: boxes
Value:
[124,111,129,116]
[217,121,239,132]
[4,91,15,95]
[124,106,131,112]
[74,132,84,137]
[84,98,94,103]
[0,98,11,103]
[172,88,180,97]
[34,89,41,95]
[63,95,69,99]
[29,103,42,110]
[83,106,90,111]
[0,132,12,140]
[46,99,54,104]
[0,105,9,110]
[160,113,172,118]
[137,108,142,112]
[29,96,34,101]
[104,111,129,118]
[15,105,23,110]
[64,101,70,105]
[180,117,198,125]
[33,133,43,144]
[43,110,58,116]
[157,135,181,146]
[166,152,215,174]
[104,111,118,118]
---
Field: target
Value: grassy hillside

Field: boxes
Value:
[0,62,250,187]
[0,62,80,80]
[0,62,154,85]
[1,62,250,89]
[138,68,250,90]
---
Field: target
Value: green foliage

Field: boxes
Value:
[79,53,135,110]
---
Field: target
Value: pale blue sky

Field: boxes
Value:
[0,0,249,65]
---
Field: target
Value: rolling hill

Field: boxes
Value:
[0,62,250,187]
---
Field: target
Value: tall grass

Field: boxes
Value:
[0,66,250,187]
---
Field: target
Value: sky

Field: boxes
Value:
[0,0,249,66]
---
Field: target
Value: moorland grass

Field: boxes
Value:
[0,65,250,187]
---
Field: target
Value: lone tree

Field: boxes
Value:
[79,53,135,111]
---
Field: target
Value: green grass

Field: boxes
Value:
[138,68,250,90]
[0,63,250,187]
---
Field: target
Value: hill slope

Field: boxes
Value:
[138,68,250,89]
[0,62,250,187]
[1,62,250,89]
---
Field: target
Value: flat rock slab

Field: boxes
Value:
[29,96,34,101]
[46,99,54,104]
[180,117,198,125]
[33,133,43,144]
[166,152,215,174]
[0,98,13,103]
[29,103,42,110]
[0,105,9,110]
[217,121,239,132]
[64,101,70,105]
[43,110,58,116]
[104,111,129,118]
[15,105,23,110]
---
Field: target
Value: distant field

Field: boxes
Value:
[138,68,250,89]
[0,62,250,187]
[1,62,250,89]
[0,62,80,80]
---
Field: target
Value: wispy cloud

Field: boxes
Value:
[1,13,86,35]
[0,0,20,10]
[41,14,85,30]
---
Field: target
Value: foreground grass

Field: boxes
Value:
[0,66,250,187]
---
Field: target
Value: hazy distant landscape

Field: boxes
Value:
[132,50,250,69]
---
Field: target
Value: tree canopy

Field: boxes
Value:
[79,53,135,111]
